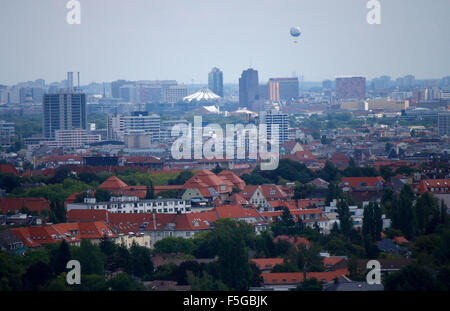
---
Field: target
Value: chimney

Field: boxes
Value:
[67,72,73,91]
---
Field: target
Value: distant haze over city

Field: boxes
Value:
[1,0,449,85]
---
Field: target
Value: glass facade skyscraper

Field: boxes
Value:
[43,92,87,138]
[239,68,259,108]
[208,67,223,97]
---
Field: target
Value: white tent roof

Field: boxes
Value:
[183,88,221,102]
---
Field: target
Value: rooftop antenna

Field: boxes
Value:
[77,72,80,90]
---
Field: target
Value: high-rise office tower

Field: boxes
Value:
[268,78,299,102]
[322,80,333,90]
[335,77,366,100]
[438,112,450,136]
[208,67,223,97]
[259,109,289,145]
[163,85,188,104]
[107,111,161,142]
[111,80,130,98]
[43,92,87,138]
[239,68,259,108]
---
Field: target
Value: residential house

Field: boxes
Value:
[251,258,284,273]
[182,170,234,202]
[0,197,50,215]
[416,179,450,194]
[260,268,349,291]
[9,221,116,248]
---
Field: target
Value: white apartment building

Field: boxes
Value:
[42,129,100,148]
[67,196,192,214]
[107,112,160,142]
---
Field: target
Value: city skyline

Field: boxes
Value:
[1,0,450,85]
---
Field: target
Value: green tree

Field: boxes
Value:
[79,274,108,291]
[211,164,223,175]
[271,207,301,236]
[157,189,179,198]
[254,230,276,258]
[49,200,66,223]
[295,277,323,291]
[362,202,382,241]
[106,272,145,291]
[145,182,155,200]
[187,271,228,291]
[336,198,353,237]
[46,272,72,291]
[130,242,154,279]
[47,168,74,184]
[50,240,71,275]
[168,170,194,185]
[21,261,52,290]
[95,188,111,202]
[71,239,104,275]
[384,265,438,291]
[154,237,196,254]
[392,185,416,240]
[214,219,253,290]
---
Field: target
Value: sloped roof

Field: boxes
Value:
[98,176,129,191]
[262,269,349,285]
[341,176,385,188]
[0,197,50,215]
[251,258,284,270]
[273,235,311,248]
[0,164,18,176]
[10,221,116,247]
[184,170,233,194]
[215,205,262,221]
[218,170,246,190]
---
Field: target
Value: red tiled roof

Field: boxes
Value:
[282,151,315,162]
[184,170,233,194]
[323,257,346,267]
[154,185,184,194]
[241,185,289,201]
[261,268,349,285]
[329,152,349,163]
[228,193,250,206]
[67,209,217,234]
[0,197,50,215]
[175,211,217,231]
[0,164,18,176]
[417,179,450,194]
[273,235,311,248]
[42,155,83,162]
[341,176,385,188]
[122,156,163,164]
[215,205,262,221]
[10,221,115,247]
[98,176,129,191]
[393,236,409,244]
[251,258,284,270]
[218,170,246,190]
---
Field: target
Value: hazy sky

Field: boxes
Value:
[0,0,449,85]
